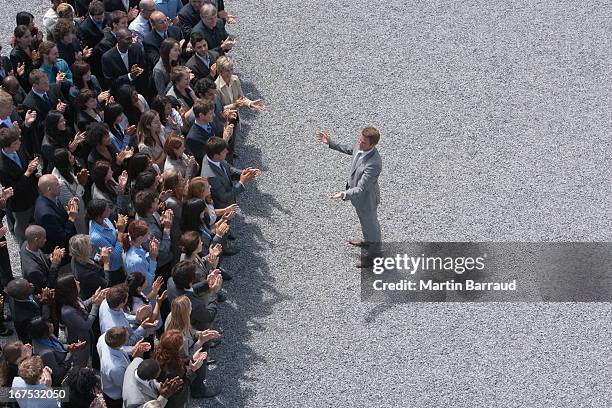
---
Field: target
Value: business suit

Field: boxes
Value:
[77,15,109,49]
[32,336,77,386]
[61,301,100,367]
[143,26,182,68]
[329,139,382,251]
[191,19,229,55]
[7,296,43,344]
[185,123,215,165]
[101,44,150,97]
[22,85,64,155]
[122,357,169,408]
[177,3,201,38]
[167,277,217,330]
[19,242,59,293]
[71,259,108,300]
[0,56,12,83]
[200,155,244,209]
[104,0,138,12]
[0,147,38,244]
[185,51,218,81]
[33,195,77,254]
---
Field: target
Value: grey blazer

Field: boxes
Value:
[329,140,382,211]
[61,300,99,367]
[19,242,59,293]
[122,357,168,408]
[200,157,244,209]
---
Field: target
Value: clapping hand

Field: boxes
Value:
[77,168,89,185]
[39,366,52,387]
[315,131,331,145]
[135,304,151,322]
[66,198,80,221]
[141,317,159,329]
[150,276,163,297]
[249,99,266,112]
[98,90,111,104]
[56,100,67,113]
[198,329,220,343]
[117,170,129,192]
[36,287,54,304]
[49,247,65,266]
[160,208,174,230]
[131,338,151,358]
[69,131,86,152]
[159,377,183,398]
[157,289,168,303]
[116,214,128,232]
[149,238,159,260]
[222,123,234,141]
[239,167,261,183]
[67,340,87,352]
[330,192,344,201]
[125,125,137,135]
[189,349,208,372]
[25,157,39,177]
[99,246,113,266]
[216,222,229,237]
[91,287,109,305]
[24,110,36,126]
[130,64,144,78]
[56,72,66,83]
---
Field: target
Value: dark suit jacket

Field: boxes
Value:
[0,146,38,212]
[71,259,108,300]
[9,47,35,91]
[185,122,215,165]
[0,56,12,83]
[178,3,200,38]
[22,85,64,154]
[104,0,138,12]
[77,15,109,49]
[32,337,75,386]
[191,19,229,55]
[33,196,77,254]
[19,242,59,294]
[167,277,217,330]
[185,51,218,81]
[200,156,244,209]
[143,26,182,68]
[0,110,35,155]
[101,44,150,96]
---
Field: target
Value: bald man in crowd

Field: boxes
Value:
[19,225,65,293]
[143,10,183,67]
[33,174,79,257]
[129,0,157,42]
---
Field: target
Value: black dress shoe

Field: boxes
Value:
[191,383,220,399]
[217,290,227,303]
[0,327,14,337]
[222,247,240,256]
[227,233,236,241]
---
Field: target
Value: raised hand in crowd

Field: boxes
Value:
[135,304,152,323]
[117,170,129,192]
[39,366,52,387]
[146,276,164,301]
[69,131,86,152]
[97,90,111,104]
[198,329,220,344]
[67,340,88,353]
[157,289,167,304]
[189,349,208,372]
[100,246,113,268]
[56,72,66,84]
[131,338,151,359]
[160,208,174,232]
[56,100,67,113]
[49,246,65,266]
[116,214,129,232]
[222,123,234,141]
[66,198,80,222]
[117,148,134,166]
[37,287,54,304]
[25,157,39,177]
[160,377,183,398]
[315,130,331,145]
[128,6,139,21]
[149,238,160,260]
[216,222,229,237]
[24,110,37,126]
[91,287,109,306]
[239,167,261,184]
[130,64,144,78]
[220,37,235,51]
[77,168,89,185]
[16,62,25,77]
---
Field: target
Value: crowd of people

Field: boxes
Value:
[0,0,266,406]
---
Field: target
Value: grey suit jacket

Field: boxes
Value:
[329,140,382,211]
[122,357,168,408]
[200,156,245,209]
[19,242,59,294]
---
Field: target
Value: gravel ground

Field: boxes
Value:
[1,0,611,407]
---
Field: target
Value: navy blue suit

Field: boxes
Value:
[185,122,215,165]
[33,196,77,254]
[143,26,182,68]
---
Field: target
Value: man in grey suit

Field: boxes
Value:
[316,127,382,268]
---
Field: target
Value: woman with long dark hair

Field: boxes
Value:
[52,148,88,233]
[104,102,137,152]
[91,160,130,221]
[53,275,108,368]
[86,122,133,177]
[152,38,180,96]
[10,25,39,91]
[75,89,103,133]
[154,329,208,406]
[126,272,165,329]
[41,110,85,172]
[150,95,184,137]
[114,84,149,127]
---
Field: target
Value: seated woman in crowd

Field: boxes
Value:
[150,95,184,137]
[87,199,128,286]
[91,161,130,221]
[137,110,167,168]
[53,275,108,368]
[165,296,221,398]
[104,102,136,152]
[154,329,208,405]
[163,135,198,179]
[153,38,181,96]
[52,148,88,233]
[69,234,110,300]
[29,316,86,386]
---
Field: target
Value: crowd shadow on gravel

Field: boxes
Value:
[204,81,291,408]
